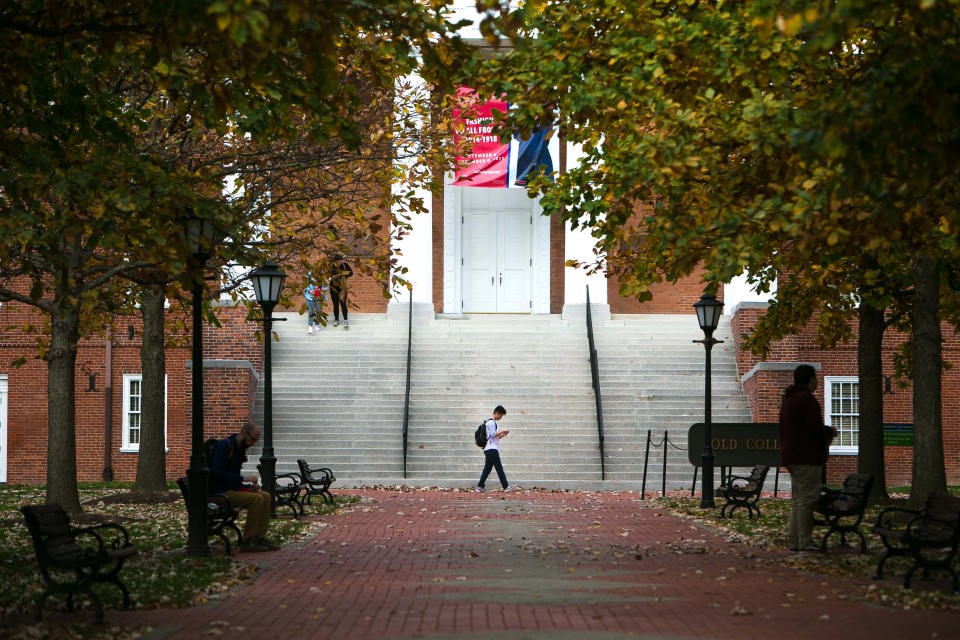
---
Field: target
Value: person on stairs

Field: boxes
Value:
[476,405,519,492]
[329,256,352,328]
[304,274,326,334]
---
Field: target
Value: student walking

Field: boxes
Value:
[476,405,519,492]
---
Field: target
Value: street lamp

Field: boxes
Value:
[184,213,220,556]
[249,260,287,515]
[693,292,724,509]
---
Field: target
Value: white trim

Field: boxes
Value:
[443,174,462,313]
[389,71,434,307]
[120,373,168,453]
[0,375,7,483]
[824,375,859,455]
[531,198,551,314]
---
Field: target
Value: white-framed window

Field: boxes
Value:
[121,374,167,452]
[824,376,859,454]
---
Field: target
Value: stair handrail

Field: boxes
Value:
[585,285,605,480]
[402,287,413,478]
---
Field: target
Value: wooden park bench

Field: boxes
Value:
[813,473,874,552]
[176,477,243,555]
[256,464,305,518]
[873,491,960,591]
[297,458,336,506]
[21,504,137,622]
[716,465,769,518]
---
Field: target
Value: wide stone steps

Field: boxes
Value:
[245,311,781,492]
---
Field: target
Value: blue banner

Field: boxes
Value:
[513,126,554,186]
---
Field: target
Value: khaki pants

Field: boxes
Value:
[224,490,272,541]
[787,465,822,549]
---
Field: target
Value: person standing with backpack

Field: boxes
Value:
[476,405,519,492]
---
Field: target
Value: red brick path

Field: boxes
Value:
[115,490,958,639]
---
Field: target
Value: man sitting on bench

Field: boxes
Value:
[210,421,279,552]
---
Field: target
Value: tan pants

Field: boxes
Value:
[224,490,272,540]
[787,465,822,549]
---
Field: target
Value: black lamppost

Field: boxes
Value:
[693,293,724,508]
[184,214,220,556]
[250,260,287,515]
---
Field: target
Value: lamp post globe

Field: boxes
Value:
[183,213,221,556]
[693,293,724,509]
[183,215,218,261]
[250,261,287,516]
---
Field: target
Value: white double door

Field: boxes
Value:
[461,190,533,313]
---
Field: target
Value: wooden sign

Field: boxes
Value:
[687,423,781,467]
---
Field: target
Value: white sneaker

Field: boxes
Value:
[307,326,313,334]
[504,484,520,492]
[475,486,485,493]
[343,319,349,328]
[333,320,339,327]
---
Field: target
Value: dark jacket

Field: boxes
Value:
[209,434,250,494]
[779,384,833,466]
[330,261,352,290]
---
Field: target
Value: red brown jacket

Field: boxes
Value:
[779,384,833,466]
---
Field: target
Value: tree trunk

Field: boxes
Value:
[133,285,169,492]
[910,252,946,506]
[46,300,82,513]
[857,301,888,503]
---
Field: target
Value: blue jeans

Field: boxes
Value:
[478,449,508,489]
[306,297,323,327]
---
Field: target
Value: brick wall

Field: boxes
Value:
[432,191,445,313]
[549,214,566,314]
[1,300,260,484]
[608,265,723,314]
[732,303,960,485]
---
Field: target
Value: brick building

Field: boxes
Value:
[1,203,958,488]
[1,47,957,487]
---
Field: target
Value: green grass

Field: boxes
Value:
[0,483,359,620]
[657,493,960,611]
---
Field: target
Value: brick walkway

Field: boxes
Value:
[113,489,957,640]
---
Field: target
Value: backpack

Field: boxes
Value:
[203,436,238,465]
[474,420,489,448]
[203,437,221,463]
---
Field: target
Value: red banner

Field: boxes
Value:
[452,87,509,188]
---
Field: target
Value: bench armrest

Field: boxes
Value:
[85,522,132,549]
[875,506,921,530]
[207,493,236,517]
[73,522,132,554]
[906,515,960,545]
[817,493,862,514]
[274,472,302,488]
[304,468,334,482]
[721,474,757,490]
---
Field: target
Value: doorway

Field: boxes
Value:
[462,203,533,313]
[443,183,551,314]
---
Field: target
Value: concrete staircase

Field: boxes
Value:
[247,311,772,492]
